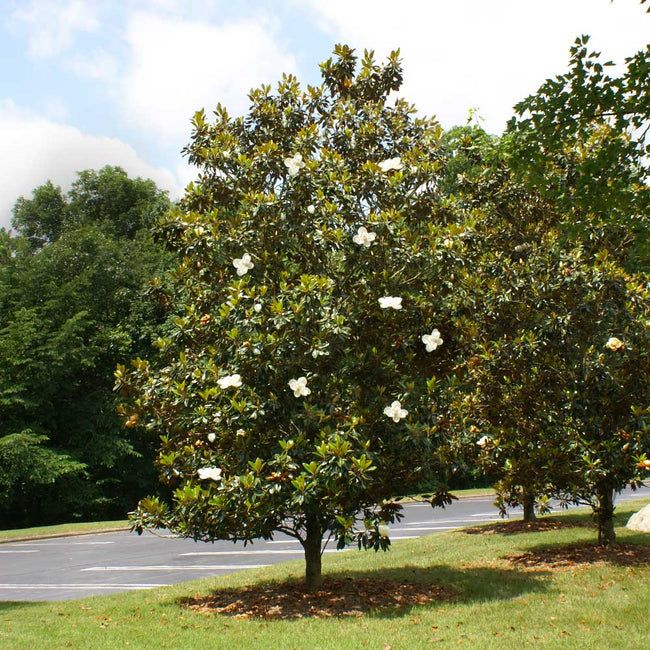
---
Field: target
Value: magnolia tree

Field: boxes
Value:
[444,128,650,541]
[467,244,650,541]
[440,127,577,522]
[116,47,461,588]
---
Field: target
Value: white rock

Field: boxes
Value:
[626,504,650,532]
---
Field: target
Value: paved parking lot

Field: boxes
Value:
[1,486,648,601]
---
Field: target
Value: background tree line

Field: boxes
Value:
[0,167,174,526]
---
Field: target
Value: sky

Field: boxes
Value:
[0,0,648,229]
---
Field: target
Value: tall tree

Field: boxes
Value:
[507,35,649,271]
[0,168,173,526]
[120,47,462,589]
[444,127,650,543]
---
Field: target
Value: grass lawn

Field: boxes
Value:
[396,486,496,503]
[1,499,648,649]
[0,520,129,542]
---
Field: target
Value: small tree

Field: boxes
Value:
[443,127,649,538]
[441,127,579,522]
[118,47,460,589]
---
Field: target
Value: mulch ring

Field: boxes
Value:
[463,518,590,536]
[506,542,650,570]
[182,578,455,619]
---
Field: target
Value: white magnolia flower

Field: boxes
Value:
[384,400,408,422]
[422,329,443,352]
[194,225,205,236]
[307,204,316,214]
[379,296,402,310]
[378,523,390,538]
[284,153,305,177]
[289,376,311,397]
[442,237,454,248]
[605,336,624,351]
[236,429,246,437]
[217,374,242,389]
[233,253,254,276]
[476,435,490,448]
[253,303,262,313]
[378,157,403,172]
[207,433,216,443]
[198,467,222,481]
[352,226,377,248]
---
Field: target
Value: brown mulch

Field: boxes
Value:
[463,518,590,536]
[506,542,650,570]
[182,578,455,619]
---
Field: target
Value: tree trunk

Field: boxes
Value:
[302,509,322,590]
[596,486,616,546]
[522,492,536,523]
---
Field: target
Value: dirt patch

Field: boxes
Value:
[506,542,650,570]
[464,518,590,536]
[182,578,454,619]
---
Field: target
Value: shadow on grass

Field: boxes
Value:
[504,536,650,570]
[463,517,593,536]
[0,601,39,612]
[179,563,551,620]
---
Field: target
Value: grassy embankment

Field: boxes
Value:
[1,498,648,649]
[0,520,129,543]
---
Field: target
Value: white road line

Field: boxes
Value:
[0,583,167,589]
[81,565,269,571]
[179,549,348,556]
[403,518,499,525]
[21,541,118,545]
[0,550,38,554]
[391,526,458,531]
[387,535,420,540]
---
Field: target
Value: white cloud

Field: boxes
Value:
[11,0,99,58]
[0,100,182,230]
[120,12,297,141]
[303,0,650,133]
[67,48,117,80]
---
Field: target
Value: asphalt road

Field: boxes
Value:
[1,486,648,602]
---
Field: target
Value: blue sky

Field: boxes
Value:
[1,0,647,228]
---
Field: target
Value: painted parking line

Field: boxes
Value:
[179,549,348,556]
[0,550,39,554]
[8,541,115,547]
[391,526,459,532]
[81,564,269,571]
[403,518,499,525]
[0,583,167,590]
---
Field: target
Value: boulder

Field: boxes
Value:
[626,504,650,533]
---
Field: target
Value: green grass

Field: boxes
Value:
[1,500,648,650]
[449,487,495,498]
[397,486,495,503]
[0,520,129,542]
